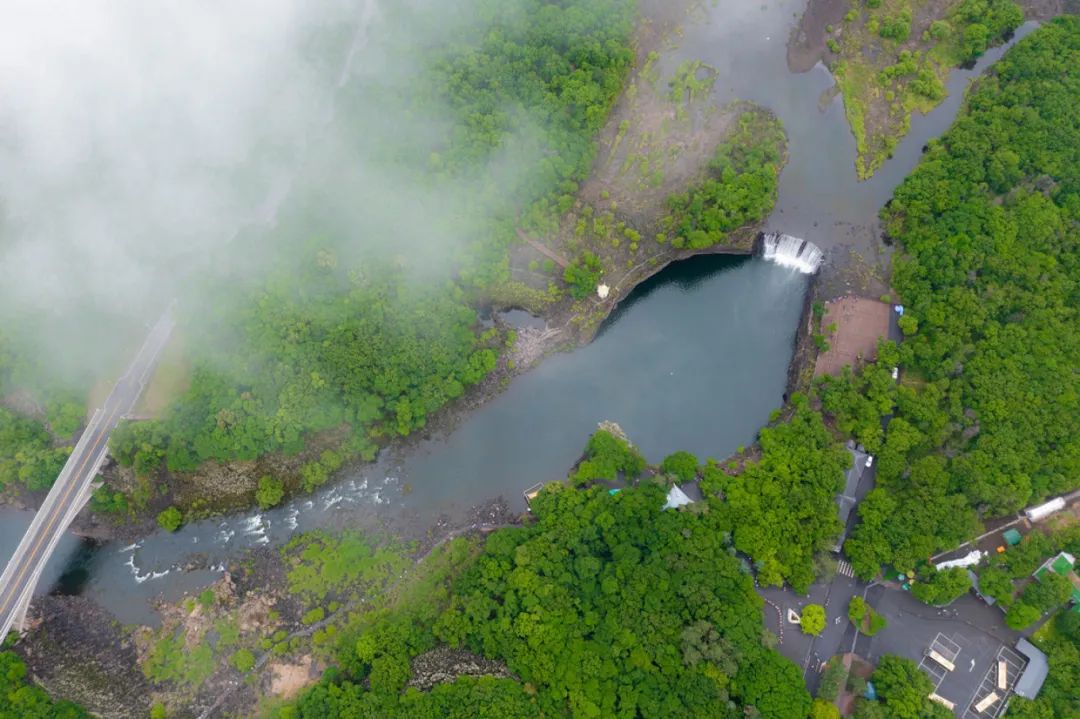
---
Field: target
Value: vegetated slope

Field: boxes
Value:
[826,0,1024,178]
[841,17,1080,576]
[0,650,90,718]
[1005,523,1080,718]
[700,397,851,594]
[282,482,809,718]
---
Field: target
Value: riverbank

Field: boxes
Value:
[0,0,797,542]
[19,509,517,718]
[788,0,1071,179]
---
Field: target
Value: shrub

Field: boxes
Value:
[230,648,255,673]
[810,698,841,719]
[563,251,603,299]
[929,19,951,40]
[156,506,183,532]
[255,475,285,510]
[301,607,326,625]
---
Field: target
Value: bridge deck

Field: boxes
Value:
[0,308,175,640]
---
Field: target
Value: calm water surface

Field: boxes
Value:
[0,6,1038,624]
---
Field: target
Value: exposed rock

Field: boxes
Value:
[19,596,150,719]
[408,646,514,691]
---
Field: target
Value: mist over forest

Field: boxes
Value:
[0,0,637,482]
[0,0,607,369]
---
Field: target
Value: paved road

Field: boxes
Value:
[0,308,174,640]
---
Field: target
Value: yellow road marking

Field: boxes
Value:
[0,403,121,618]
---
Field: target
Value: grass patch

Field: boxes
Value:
[143,634,215,686]
[284,531,411,604]
[830,0,1023,179]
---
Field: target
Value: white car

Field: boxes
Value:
[865,455,874,468]
[891,366,899,380]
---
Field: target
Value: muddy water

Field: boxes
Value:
[6,7,1038,625]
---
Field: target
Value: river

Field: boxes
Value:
[0,3,1038,626]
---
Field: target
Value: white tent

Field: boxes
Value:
[935,549,982,571]
[663,485,693,510]
[1025,497,1065,522]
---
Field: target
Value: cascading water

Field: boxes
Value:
[761,232,823,274]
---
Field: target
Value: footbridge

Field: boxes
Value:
[0,306,175,640]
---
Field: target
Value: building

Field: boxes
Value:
[833,444,870,551]
[1013,639,1048,700]
[1033,551,1080,606]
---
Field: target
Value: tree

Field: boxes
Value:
[977,566,1015,605]
[714,398,849,592]
[660,451,699,483]
[872,655,949,719]
[911,567,970,606]
[156,506,183,532]
[817,658,847,702]
[661,110,785,250]
[1005,602,1043,630]
[800,604,826,636]
[1021,572,1074,613]
[854,17,1080,580]
[255,475,285,510]
[0,650,90,717]
[562,251,603,299]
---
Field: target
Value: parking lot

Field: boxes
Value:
[961,645,1026,719]
[918,633,961,690]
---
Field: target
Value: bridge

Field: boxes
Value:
[0,307,175,640]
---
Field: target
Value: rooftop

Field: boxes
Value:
[1014,638,1048,700]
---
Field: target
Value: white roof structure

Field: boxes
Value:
[1025,497,1066,522]
[663,485,693,510]
[935,549,983,571]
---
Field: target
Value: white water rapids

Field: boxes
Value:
[761,232,823,274]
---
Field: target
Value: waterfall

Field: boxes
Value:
[761,233,823,274]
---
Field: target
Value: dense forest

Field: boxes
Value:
[828,0,1024,178]
[280,457,811,718]
[831,17,1080,579]
[660,112,786,249]
[701,397,851,593]
[21,0,634,506]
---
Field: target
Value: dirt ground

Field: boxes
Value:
[788,0,852,73]
[269,656,315,699]
[814,295,893,376]
[502,0,785,344]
